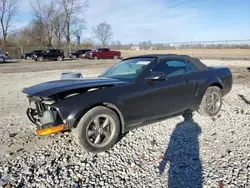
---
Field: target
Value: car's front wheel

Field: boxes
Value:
[73,106,121,153]
[198,86,222,117]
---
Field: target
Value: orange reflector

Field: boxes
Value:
[36,125,65,136]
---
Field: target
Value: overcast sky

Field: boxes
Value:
[17,0,250,44]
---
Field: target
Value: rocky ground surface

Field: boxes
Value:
[0,59,249,187]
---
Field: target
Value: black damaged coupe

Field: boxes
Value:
[23,54,232,153]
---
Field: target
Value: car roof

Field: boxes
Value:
[123,54,208,71]
[125,54,193,59]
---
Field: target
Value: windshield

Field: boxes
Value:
[99,58,154,81]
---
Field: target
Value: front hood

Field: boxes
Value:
[23,77,126,97]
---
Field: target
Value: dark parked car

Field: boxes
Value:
[69,49,91,59]
[33,49,65,62]
[23,54,232,153]
[0,52,9,62]
[21,50,44,60]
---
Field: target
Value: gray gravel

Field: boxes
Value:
[0,60,249,187]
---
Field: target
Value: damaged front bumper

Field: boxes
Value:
[26,97,68,136]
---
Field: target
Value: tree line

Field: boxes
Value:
[0,0,249,55]
[0,0,113,52]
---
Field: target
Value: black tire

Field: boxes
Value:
[37,56,43,62]
[73,106,121,153]
[93,56,97,60]
[198,86,222,117]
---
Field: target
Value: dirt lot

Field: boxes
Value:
[0,58,249,187]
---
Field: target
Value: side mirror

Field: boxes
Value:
[145,71,166,81]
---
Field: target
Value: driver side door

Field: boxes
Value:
[149,58,197,117]
[123,58,198,125]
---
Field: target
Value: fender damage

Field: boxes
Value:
[23,77,126,135]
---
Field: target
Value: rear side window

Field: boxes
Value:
[186,61,198,72]
[152,59,198,77]
[152,60,187,77]
[54,50,63,53]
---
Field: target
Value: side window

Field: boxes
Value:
[186,61,198,72]
[152,59,187,77]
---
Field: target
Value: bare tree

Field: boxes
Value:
[92,22,113,48]
[71,18,86,45]
[0,0,18,48]
[57,0,88,52]
[53,12,65,45]
[26,19,45,45]
[8,19,47,49]
[29,0,56,47]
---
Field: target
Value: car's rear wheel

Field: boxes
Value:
[93,56,97,60]
[73,106,120,153]
[37,56,43,62]
[57,56,63,61]
[198,86,222,117]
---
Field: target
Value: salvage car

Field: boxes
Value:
[23,54,232,153]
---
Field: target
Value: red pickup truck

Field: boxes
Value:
[86,48,121,60]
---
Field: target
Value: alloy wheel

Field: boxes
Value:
[86,115,115,147]
[207,91,221,114]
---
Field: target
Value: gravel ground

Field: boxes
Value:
[0,59,249,187]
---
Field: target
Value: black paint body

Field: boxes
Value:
[23,54,232,132]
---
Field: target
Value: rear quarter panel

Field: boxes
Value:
[191,67,232,106]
